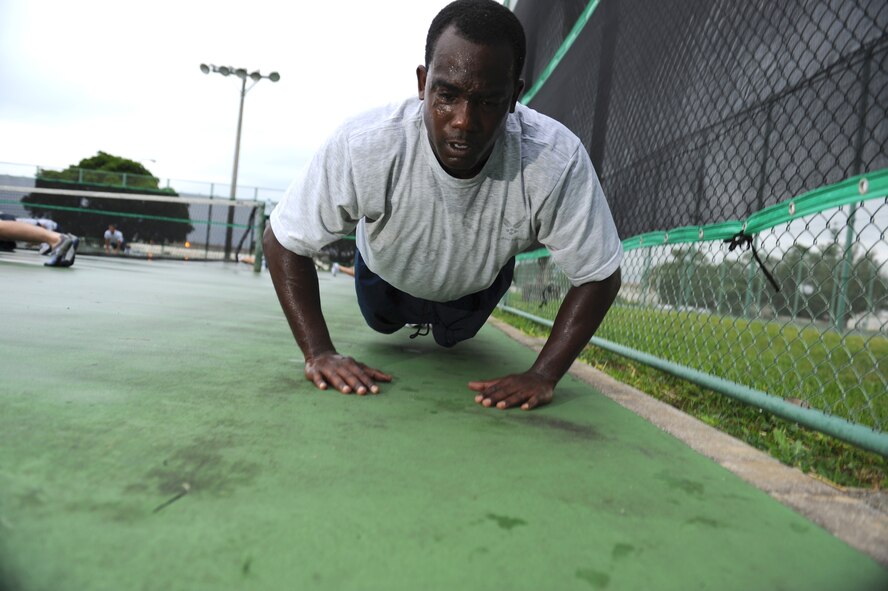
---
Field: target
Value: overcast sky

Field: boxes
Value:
[0,0,472,196]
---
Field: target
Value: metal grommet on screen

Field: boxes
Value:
[789,202,796,216]
[858,178,869,195]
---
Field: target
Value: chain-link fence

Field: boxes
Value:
[0,183,265,263]
[509,0,888,454]
[0,161,286,203]
[505,184,888,427]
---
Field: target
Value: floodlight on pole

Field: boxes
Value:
[199,63,280,261]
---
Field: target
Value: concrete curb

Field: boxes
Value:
[487,317,888,567]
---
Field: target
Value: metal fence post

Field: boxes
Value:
[641,247,653,307]
[835,47,873,332]
[744,250,757,319]
[205,183,214,258]
[835,203,859,331]
[791,258,804,322]
[252,201,266,273]
[681,249,694,308]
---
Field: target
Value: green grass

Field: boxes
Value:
[601,305,888,428]
[493,308,888,490]
[506,296,888,430]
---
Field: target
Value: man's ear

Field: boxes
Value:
[509,79,525,113]
[416,65,428,100]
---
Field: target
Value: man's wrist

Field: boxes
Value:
[303,345,337,362]
[527,365,561,385]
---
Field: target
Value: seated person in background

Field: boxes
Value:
[104,224,124,255]
[0,216,79,267]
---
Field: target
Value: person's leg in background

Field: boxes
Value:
[0,220,79,267]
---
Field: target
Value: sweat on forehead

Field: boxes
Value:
[424,0,526,82]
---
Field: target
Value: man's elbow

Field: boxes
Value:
[610,267,622,293]
[262,225,279,255]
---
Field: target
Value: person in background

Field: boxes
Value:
[330,262,355,278]
[104,224,124,255]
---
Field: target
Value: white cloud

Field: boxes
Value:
[0,0,456,195]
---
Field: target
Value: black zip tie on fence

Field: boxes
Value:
[539,284,559,308]
[724,232,780,293]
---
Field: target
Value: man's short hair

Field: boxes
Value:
[425,0,526,83]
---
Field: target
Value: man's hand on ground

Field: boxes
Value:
[468,372,555,410]
[304,352,392,395]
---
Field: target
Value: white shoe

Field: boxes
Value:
[331,263,340,277]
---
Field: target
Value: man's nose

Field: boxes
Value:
[450,100,477,131]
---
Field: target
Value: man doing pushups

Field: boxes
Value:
[264,0,622,411]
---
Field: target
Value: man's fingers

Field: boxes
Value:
[495,391,533,410]
[334,368,377,395]
[470,374,556,411]
[468,379,499,392]
[521,396,541,411]
[306,359,389,395]
[477,382,515,407]
[312,369,352,394]
[364,366,393,382]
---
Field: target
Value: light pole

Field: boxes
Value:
[200,63,280,260]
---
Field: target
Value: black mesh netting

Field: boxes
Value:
[514,0,888,238]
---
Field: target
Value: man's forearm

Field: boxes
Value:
[529,268,622,383]
[263,226,336,359]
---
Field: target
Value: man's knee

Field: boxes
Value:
[364,314,404,335]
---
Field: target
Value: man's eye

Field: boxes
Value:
[438,93,455,102]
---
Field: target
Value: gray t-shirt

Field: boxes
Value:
[271,98,622,302]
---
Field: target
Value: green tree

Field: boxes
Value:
[649,232,888,325]
[650,247,748,312]
[773,230,888,323]
[22,152,193,244]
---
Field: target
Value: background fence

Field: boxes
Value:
[506,0,888,455]
[0,161,285,203]
[0,183,265,263]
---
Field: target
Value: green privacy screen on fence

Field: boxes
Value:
[507,0,888,454]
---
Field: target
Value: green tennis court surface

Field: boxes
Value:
[1,254,886,591]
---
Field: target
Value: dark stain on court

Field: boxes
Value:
[145,437,261,496]
[521,415,604,441]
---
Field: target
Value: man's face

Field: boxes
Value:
[417,25,524,179]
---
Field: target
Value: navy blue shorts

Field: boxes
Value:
[354,250,515,348]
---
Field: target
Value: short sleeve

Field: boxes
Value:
[535,146,623,285]
[270,128,362,257]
